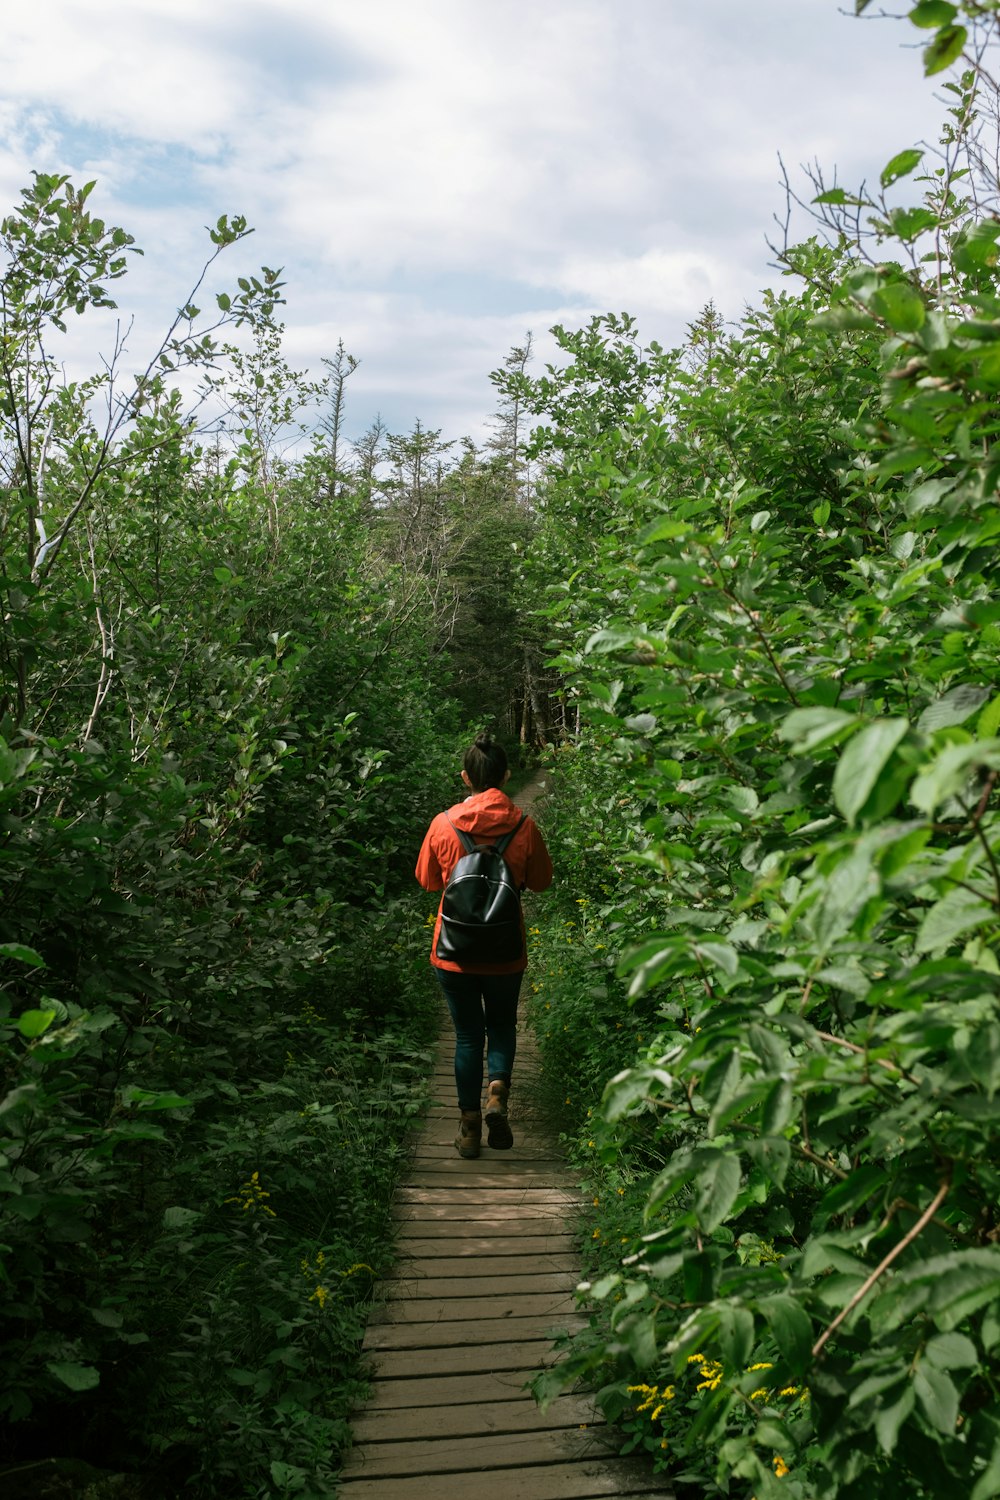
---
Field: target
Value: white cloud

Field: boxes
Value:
[0,0,948,442]
[545,248,738,319]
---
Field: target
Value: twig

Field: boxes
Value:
[814,1029,915,1081]
[812,1175,951,1358]
[798,1143,848,1182]
[81,523,114,743]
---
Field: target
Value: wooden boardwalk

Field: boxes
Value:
[339,1021,671,1498]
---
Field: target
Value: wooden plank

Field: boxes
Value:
[388,1271,577,1297]
[393,1256,578,1280]
[397,1187,580,1205]
[373,1291,577,1324]
[393,1233,577,1255]
[340,1422,618,1479]
[395,1203,577,1222]
[363,1338,561,1379]
[407,1167,572,1186]
[351,1392,601,1443]
[357,1369,545,1411]
[338,1456,672,1497]
[364,1314,585,1351]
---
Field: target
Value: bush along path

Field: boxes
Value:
[339,774,672,1499]
[503,18,1000,1495]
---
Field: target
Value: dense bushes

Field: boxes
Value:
[0,177,462,1497]
[521,14,1000,1497]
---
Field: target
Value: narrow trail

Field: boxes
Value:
[339,773,671,1499]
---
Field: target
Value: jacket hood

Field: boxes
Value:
[447,788,524,835]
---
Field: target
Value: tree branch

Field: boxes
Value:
[812,1174,951,1358]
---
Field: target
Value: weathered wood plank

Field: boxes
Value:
[395,1203,578,1222]
[340,1422,618,1479]
[363,1337,561,1379]
[392,1257,578,1282]
[406,1170,572,1188]
[373,1291,578,1324]
[393,1233,577,1255]
[357,1368,543,1410]
[397,1186,580,1204]
[338,1456,672,1497]
[364,1313,585,1350]
[351,1392,601,1443]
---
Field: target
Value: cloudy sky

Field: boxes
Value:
[3,1,939,448]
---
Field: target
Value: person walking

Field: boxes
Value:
[415,733,553,1159]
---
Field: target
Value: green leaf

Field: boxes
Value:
[916,887,995,953]
[924,1331,978,1369]
[910,739,1000,814]
[0,943,45,967]
[780,706,859,756]
[833,718,909,825]
[163,1206,203,1228]
[48,1361,100,1392]
[890,205,940,241]
[697,1152,742,1233]
[881,148,924,188]
[924,23,967,75]
[120,1086,192,1111]
[953,222,1000,273]
[17,1008,57,1038]
[761,1079,793,1136]
[929,1253,1000,1327]
[870,282,926,333]
[89,1307,124,1329]
[759,1295,813,1369]
[875,1382,915,1454]
[717,1304,755,1368]
[917,684,991,732]
[913,1363,959,1432]
[978,695,1000,740]
[909,1,957,27]
[970,1413,1000,1500]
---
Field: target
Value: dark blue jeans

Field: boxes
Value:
[435,969,524,1113]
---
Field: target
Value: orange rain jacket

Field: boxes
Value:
[415,788,553,975]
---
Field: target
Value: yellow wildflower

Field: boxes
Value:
[774,1455,789,1477]
[225,1170,276,1217]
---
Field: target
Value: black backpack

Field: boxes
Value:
[435,815,527,964]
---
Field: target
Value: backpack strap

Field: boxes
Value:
[493,815,527,855]
[445,817,477,855]
[445,814,526,857]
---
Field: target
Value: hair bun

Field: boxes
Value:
[474,732,493,749]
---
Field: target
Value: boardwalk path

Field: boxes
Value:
[339,775,670,1499]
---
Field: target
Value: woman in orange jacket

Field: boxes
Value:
[415,733,553,1158]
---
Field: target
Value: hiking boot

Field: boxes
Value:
[484,1081,513,1150]
[455,1110,482,1159]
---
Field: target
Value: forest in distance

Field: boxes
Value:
[5,0,1000,1496]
